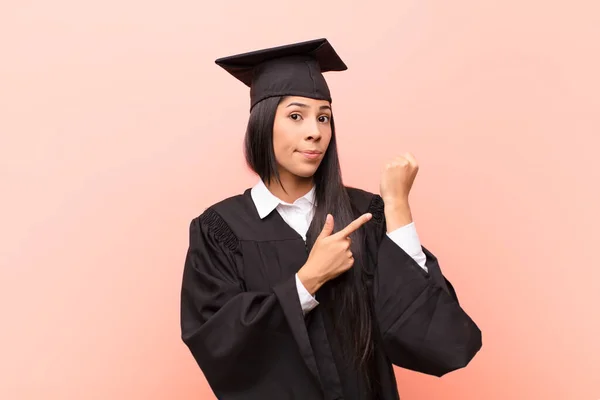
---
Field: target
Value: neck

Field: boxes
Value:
[266,173,314,203]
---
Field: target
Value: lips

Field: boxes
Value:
[298,150,322,160]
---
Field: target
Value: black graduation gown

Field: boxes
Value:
[180,187,482,400]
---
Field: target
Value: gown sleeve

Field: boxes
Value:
[365,195,482,377]
[180,208,316,393]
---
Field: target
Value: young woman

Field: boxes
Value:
[180,38,482,400]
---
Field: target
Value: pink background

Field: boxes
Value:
[1,1,599,399]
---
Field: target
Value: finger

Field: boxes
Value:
[336,213,372,238]
[394,156,408,167]
[403,152,418,168]
[317,214,335,239]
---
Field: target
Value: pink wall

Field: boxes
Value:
[1,1,599,399]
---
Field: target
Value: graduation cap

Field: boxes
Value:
[215,38,348,110]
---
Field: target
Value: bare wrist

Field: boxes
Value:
[382,195,409,208]
[297,265,324,295]
[383,198,413,231]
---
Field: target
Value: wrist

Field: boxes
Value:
[297,265,324,295]
[382,195,409,208]
[383,198,413,231]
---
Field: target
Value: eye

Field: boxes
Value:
[318,115,331,123]
[289,113,302,121]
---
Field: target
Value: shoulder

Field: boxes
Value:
[192,189,254,221]
[190,190,253,252]
[206,192,249,217]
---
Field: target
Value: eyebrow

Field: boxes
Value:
[286,102,331,111]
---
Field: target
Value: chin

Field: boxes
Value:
[294,170,317,179]
[291,167,318,179]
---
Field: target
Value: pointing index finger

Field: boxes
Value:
[336,213,373,237]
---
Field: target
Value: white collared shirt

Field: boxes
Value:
[250,179,427,315]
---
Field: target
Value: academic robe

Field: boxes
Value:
[180,187,482,400]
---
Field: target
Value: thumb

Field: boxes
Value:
[318,214,334,239]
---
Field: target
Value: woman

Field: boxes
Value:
[180,38,482,400]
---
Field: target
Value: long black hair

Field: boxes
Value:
[244,96,380,397]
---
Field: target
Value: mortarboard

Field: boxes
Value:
[215,38,348,110]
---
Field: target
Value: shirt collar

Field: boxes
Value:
[250,179,316,219]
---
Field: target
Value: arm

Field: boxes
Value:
[386,222,428,272]
[366,194,482,376]
[180,209,318,393]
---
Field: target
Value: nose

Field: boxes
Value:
[304,120,322,141]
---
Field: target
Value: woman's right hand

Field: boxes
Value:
[297,213,373,295]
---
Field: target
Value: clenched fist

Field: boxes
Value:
[379,153,418,231]
[380,152,419,204]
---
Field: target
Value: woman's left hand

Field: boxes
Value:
[379,153,419,231]
[380,152,419,204]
